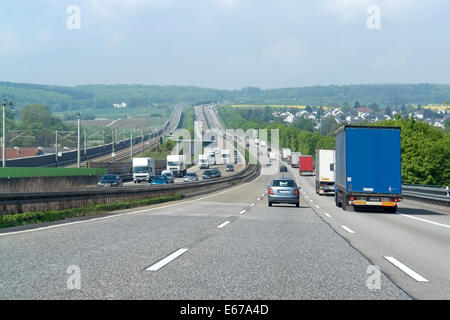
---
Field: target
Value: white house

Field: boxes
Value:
[113,102,127,108]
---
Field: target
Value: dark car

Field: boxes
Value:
[98,174,123,187]
[151,175,170,185]
[226,164,234,172]
[202,170,214,179]
[280,165,288,172]
[267,178,300,207]
[211,168,221,178]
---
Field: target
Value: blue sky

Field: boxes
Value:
[0,0,449,89]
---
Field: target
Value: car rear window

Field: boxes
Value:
[272,180,296,187]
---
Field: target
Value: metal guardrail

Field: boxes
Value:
[402,184,450,206]
[0,163,260,212]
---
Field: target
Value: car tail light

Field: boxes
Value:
[294,189,299,196]
[350,196,354,201]
[393,198,399,202]
[268,188,274,195]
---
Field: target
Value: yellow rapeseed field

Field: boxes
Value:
[230,105,331,110]
[422,104,450,111]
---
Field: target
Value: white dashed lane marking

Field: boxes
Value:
[146,249,189,271]
[341,225,356,234]
[384,256,429,282]
[217,221,231,229]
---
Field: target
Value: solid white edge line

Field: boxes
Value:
[240,210,247,214]
[217,221,231,229]
[0,162,265,238]
[341,225,356,234]
[399,214,450,229]
[324,213,332,218]
[146,248,189,271]
[384,256,429,282]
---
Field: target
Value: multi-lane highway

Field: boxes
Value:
[0,155,409,299]
[0,107,448,300]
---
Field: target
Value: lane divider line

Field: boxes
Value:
[384,256,429,282]
[251,203,256,207]
[341,225,356,234]
[315,205,320,209]
[217,221,231,229]
[257,197,261,201]
[146,248,189,271]
[240,210,247,215]
[399,214,450,229]
[324,213,332,218]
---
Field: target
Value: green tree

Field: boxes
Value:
[292,118,315,132]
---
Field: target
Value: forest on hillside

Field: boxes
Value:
[1,82,449,114]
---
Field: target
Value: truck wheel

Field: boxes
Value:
[335,193,341,207]
[296,202,300,208]
[268,201,272,207]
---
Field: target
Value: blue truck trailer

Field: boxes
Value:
[334,126,402,213]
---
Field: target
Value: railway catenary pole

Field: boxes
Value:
[2,100,6,168]
[2,99,14,168]
[77,113,81,168]
[55,130,58,166]
[130,131,133,160]
[84,128,87,161]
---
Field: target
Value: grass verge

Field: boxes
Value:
[0,194,184,229]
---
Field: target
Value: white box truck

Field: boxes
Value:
[221,149,231,165]
[291,152,302,168]
[166,154,186,177]
[133,157,155,183]
[199,154,209,169]
[281,148,291,161]
[269,151,276,160]
[315,149,336,195]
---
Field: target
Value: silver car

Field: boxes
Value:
[184,172,199,182]
[267,178,300,207]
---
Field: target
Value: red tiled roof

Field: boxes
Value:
[356,107,373,113]
[0,148,43,160]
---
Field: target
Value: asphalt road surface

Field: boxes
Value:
[289,163,450,300]
[0,157,414,299]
